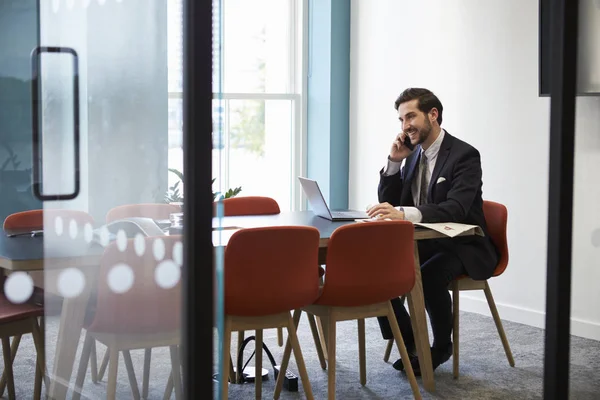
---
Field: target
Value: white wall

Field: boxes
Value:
[349,0,600,340]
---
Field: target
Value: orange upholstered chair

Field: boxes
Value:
[221,196,296,350]
[95,203,182,396]
[73,236,182,399]
[222,196,280,216]
[449,200,514,378]
[220,226,320,399]
[275,221,421,400]
[0,295,46,400]
[3,209,94,236]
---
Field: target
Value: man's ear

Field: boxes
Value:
[429,107,438,123]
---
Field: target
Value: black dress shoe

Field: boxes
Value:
[408,343,453,377]
[392,348,418,371]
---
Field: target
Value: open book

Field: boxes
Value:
[414,222,483,238]
[355,218,483,238]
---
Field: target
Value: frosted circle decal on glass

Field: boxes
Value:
[134,233,146,257]
[173,241,183,266]
[54,216,64,236]
[57,268,85,298]
[153,238,166,261]
[52,0,60,13]
[4,272,34,304]
[592,228,600,248]
[155,260,181,289]
[84,223,94,243]
[69,219,79,239]
[107,264,134,294]
[99,226,111,247]
[116,230,128,252]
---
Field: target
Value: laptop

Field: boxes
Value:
[298,177,369,221]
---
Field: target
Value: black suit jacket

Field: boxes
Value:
[378,132,498,280]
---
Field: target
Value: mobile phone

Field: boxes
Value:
[403,136,415,151]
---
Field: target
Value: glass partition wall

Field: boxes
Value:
[0,0,216,398]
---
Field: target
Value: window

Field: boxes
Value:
[167,0,305,210]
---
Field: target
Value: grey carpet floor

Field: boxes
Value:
[1,311,599,399]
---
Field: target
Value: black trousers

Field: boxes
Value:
[377,241,466,350]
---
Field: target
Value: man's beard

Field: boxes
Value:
[417,118,432,144]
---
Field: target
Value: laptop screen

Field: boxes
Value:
[298,177,333,219]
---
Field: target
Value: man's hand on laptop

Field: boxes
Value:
[366,203,405,220]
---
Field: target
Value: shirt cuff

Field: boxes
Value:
[396,206,422,223]
[383,158,402,176]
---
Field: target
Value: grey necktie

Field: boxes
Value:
[418,152,429,206]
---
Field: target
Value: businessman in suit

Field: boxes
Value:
[367,88,498,375]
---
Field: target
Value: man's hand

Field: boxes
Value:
[389,132,414,162]
[366,203,405,220]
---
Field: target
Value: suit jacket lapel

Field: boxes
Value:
[428,133,453,202]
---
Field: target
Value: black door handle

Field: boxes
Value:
[31,46,80,201]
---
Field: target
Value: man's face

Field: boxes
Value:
[398,99,433,145]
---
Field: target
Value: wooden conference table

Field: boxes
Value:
[0,211,480,397]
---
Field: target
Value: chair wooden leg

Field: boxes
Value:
[90,341,98,383]
[307,313,326,369]
[222,317,232,400]
[31,317,46,400]
[484,282,515,367]
[327,311,337,400]
[98,347,110,381]
[169,345,183,400]
[107,347,120,400]
[387,302,421,400]
[229,355,235,383]
[0,335,21,396]
[274,310,301,400]
[383,339,394,362]
[316,316,329,360]
[34,351,42,400]
[452,281,460,379]
[123,350,142,400]
[236,330,245,383]
[73,332,94,400]
[163,372,173,400]
[255,329,263,400]
[358,319,366,386]
[2,337,16,400]
[277,327,283,347]
[287,312,314,400]
[142,348,152,399]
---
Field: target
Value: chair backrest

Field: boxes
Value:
[88,235,182,334]
[3,209,95,234]
[222,196,280,216]
[316,221,415,307]
[483,200,509,276]
[106,203,182,223]
[224,226,320,316]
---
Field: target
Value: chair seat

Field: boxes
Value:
[0,294,44,324]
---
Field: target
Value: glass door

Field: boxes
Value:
[0,0,216,398]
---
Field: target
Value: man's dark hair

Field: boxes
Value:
[394,88,443,125]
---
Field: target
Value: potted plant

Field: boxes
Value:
[165,168,242,203]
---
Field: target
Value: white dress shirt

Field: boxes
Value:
[383,129,446,223]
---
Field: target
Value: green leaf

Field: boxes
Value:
[223,186,242,199]
[168,168,184,182]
